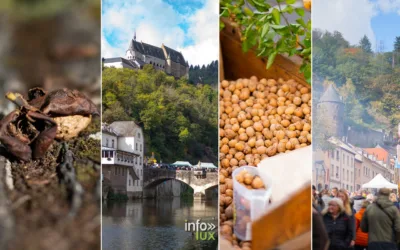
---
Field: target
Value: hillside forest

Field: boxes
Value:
[188,60,218,86]
[102,65,218,164]
[313,30,400,146]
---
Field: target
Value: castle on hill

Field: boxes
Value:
[103,32,189,79]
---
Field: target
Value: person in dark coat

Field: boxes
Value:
[361,188,400,250]
[323,198,354,250]
[338,189,356,248]
[313,204,330,250]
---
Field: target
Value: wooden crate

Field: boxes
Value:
[220,18,311,250]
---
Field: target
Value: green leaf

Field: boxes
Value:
[261,23,270,38]
[219,21,225,31]
[270,24,285,30]
[304,38,311,48]
[286,0,296,4]
[296,18,306,27]
[282,5,294,13]
[220,9,229,17]
[243,7,254,16]
[257,47,267,57]
[267,51,277,69]
[250,0,270,12]
[272,8,280,25]
[295,8,305,17]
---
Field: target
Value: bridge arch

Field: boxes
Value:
[144,177,192,190]
[142,168,218,199]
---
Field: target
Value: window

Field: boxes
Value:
[351,172,353,181]
[141,169,142,176]
[347,156,349,166]
[347,170,349,181]
[336,166,339,177]
[129,179,131,186]
[112,139,114,148]
[140,144,142,152]
[135,157,137,164]
[138,133,141,138]
[106,138,109,147]
[336,151,339,160]
[122,167,125,176]
[114,166,117,175]
[136,143,138,151]
[343,169,345,180]
[343,153,345,163]
[331,164,334,176]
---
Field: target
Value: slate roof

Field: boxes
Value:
[103,57,138,69]
[128,40,187,66]
[328,137,356,155]
[129,40,165,60]
[319,84,343,103]
[110,121,143,137]
[102,123,120,136]
[163,45,187,66]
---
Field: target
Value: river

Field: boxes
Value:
[102,197,218,250]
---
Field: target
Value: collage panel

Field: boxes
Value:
[100,0,219,250]
[0,2,101,250]
[219,0,312,249]
[312,1,400,250]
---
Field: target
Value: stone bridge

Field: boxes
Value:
[143,168,218,199]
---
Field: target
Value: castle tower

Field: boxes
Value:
[317,84,345,138]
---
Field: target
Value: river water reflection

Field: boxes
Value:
[102,198,218,250]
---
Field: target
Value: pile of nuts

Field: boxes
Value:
[235,169,265,190]
[219,76,311,248]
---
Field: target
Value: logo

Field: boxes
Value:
[184,219,216,241]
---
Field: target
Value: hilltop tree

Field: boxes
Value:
[359,35,372,53]
[394,36,400,52]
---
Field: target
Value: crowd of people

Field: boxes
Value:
[313,186,400,250]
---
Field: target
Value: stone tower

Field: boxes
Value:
[317,84,345,138]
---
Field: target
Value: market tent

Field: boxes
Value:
[171,161,192,167]
[361,173,398,190]
[193,162,217,169]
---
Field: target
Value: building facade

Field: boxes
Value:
[104,34,189,79]
[102,121,145,198]
[354,153,362,191]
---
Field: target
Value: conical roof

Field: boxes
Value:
[319,84,343,103]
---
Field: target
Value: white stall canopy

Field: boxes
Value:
[362,173,398,190]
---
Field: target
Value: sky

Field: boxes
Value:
[101,0,218,66]
[313,0,400,52]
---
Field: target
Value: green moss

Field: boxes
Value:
[70,138,100,162]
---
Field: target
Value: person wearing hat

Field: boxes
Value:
[322,198,354,250]
[361,188,400,250]
[354,200,370,250]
